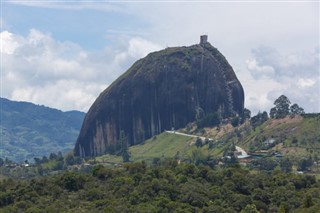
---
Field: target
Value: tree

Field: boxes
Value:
[57,152,64,161]
[271,95,291,119]
[33,157,41,165]
[189,148,207,166]
[240,204,259,213]
[240,108,251,124]
[65,154,74,165]
[223,145,238,165]
[37,165,44,175]
[49,153,58,160]
[278,204,286,213]
[243,108,251,120]
[261,111,268,121]
[231,116,240,127]
[298,157,313,171]
[60,172,85,191]
[118,130,130,162]
[251,111,268,128]
[122,149,131,163]
[4,158,14,165]
[251,158,277,171]
[269,107,277,119]
[53,160,64,170]
[290,103,305,116]
[303,194,314,208]
[279,158,293,172]
[195,137,203,148]
[41,156,49,163]
[271,95,305,119]
[197,112,221,128]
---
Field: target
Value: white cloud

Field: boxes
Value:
[11,80,105,112]
[2,28,318,114]
[1,29,162,112]
[113,37,162,66]
[2,2,319,114]
[128,38,162,58]
[297,78,316,88]
[244,46,320,114]
[1,31,22,54]
[246,59,275,77]
[122,2,319,114]
[236,67,285,115]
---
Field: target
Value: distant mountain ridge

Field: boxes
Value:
[0,97,85,162]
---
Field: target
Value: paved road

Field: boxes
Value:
[165,131,211,141]
[166,130,249,158]
[235,146,249,158]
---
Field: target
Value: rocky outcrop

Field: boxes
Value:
[74,41,244,157]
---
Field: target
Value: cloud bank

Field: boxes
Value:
[2,1,319,114]
[1,29,162,112]
[245,46,319,113]
[3,29,318,114]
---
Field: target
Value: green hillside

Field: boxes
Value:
[96,115,320,173]
[237,115,320,158]
[1,115,319,212]
[130,133,193,161]
[0,98,85,162]
[97,133,194,164]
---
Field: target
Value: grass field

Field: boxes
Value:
[129,132,193,162]
[96,132,194,164]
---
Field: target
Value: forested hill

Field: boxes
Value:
[0,163,319,212]
[0,98,85,162]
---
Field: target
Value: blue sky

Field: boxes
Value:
[1,1,319,114]
[3,2,146,49]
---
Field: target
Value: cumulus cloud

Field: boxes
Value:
[1,31,23,54]
[10,80,105,111]
[236,67,285,115]
[245,46,320,114]
[248,46,319,79]
[246,59,275,78]
[1,29,162,112]
[297,78,316,88]
[2,2,318,114]
[121,2,319,114]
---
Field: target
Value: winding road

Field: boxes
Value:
[165,130,211,141]
[165,130,249,158]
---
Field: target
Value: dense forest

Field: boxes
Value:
[1,95,319,212]
[0,161,319,212]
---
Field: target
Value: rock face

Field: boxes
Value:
[74,41,244,157]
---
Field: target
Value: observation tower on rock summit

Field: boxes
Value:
[200,35,208,44]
